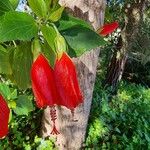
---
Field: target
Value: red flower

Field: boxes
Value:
[31,53,83,135]
[31,54,60,134]
[99,21,119,36]
[0,94,10,139]
[54,52,83,109]
[31,54,59,108]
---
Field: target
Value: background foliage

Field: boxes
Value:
[86,76,150,149]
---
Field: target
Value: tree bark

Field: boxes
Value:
[105,0,147,93]
[41,0,106,149]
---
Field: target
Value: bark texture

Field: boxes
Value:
[41,0,106,149]
[105,0,147,92]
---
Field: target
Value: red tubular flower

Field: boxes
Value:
[31,54,60,135]
[31,53,83,135]
[54,52,83,110]
[31,54,59,108]
[0,94,10,139]
[99,21,119,36]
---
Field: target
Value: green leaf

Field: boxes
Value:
[41,25,57,52]
[12,42,33,90]
[9,0,19,9]
[61,26,107,57]
[9,100,16,109]
[8,89,17,100]
[49,6,65,22]
[28,0,47,18]
[51,0,59,9]
[0,0,13,16]
[0,45,12,74]
[115,127,121,133]
[41,40,56,68]
[0,11,38,42]
[54,33,67,53]
[31,38,42,61]
[14,95,34,116]
[0,83,17,101]
[58,14,92,31]
[0,83,11,100]
[44,0,52,10]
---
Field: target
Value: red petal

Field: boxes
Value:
[31,54,59,108]
[99,21,119,36]
[54,53,83,109]
[0,94,10,139]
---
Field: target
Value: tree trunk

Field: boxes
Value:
[105,0,147,93]
[41,0,106,149]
